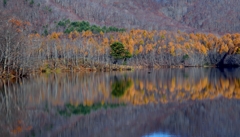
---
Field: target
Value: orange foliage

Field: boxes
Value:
[82,30,93,37]
[9,18,30,33]
[69,31,80,40]
[26,28,240,69]
[49,32,62,39]
[146,44,153,53]
[138,45,144,53]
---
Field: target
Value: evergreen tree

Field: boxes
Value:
[110,42,132,64]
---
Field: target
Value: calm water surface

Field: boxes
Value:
[1,68,240,137]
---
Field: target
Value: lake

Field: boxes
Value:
[1,68,240,137]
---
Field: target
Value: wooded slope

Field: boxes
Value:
[2,0,240,34]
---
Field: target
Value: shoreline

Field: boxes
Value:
[0,63,239,79]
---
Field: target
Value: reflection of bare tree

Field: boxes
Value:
[0,73,116,136]
[0,79,30,136]
[0,68,240,136]
[4,68,240,113]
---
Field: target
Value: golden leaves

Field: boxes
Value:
[49,32,63,39]
[138,45,144,54]
[82,30,93,37]
[26,28,240,64]
[199,44,207,55]
[69,30,80,40]
[146,44,153,53]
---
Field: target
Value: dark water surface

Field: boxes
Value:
[1,68,240,137]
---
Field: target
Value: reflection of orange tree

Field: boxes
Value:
[111,76,240,105]
[140,76,240,103]
[111,78,157,105]
[11,73,240,108]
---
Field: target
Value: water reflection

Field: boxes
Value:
[58,103,125,116]
[0,79,32,136]
[1,68,240,136]
[111,76,133,97]
[1,68,240,108]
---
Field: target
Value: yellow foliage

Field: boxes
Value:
[138,45,144,53]
[100,31,104,36]
[200,44,207,55]
[82,30,93,37]
[146,44,153,53]
[170,45,175,56]
[49,32,62,39]
[69,31,80,40]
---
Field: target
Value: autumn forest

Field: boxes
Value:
[1,0,240,78]
[1,16,240,78]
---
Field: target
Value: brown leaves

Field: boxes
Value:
[11,120,32,135]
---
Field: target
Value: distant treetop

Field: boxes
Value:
[57,19,125,34]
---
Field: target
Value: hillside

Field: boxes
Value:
[50,0,194,32]
[2,0,240,34]
[157,0,240,34]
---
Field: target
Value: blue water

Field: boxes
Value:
[143,132,177,137]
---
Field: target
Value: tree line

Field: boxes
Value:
[1,17,240,78]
